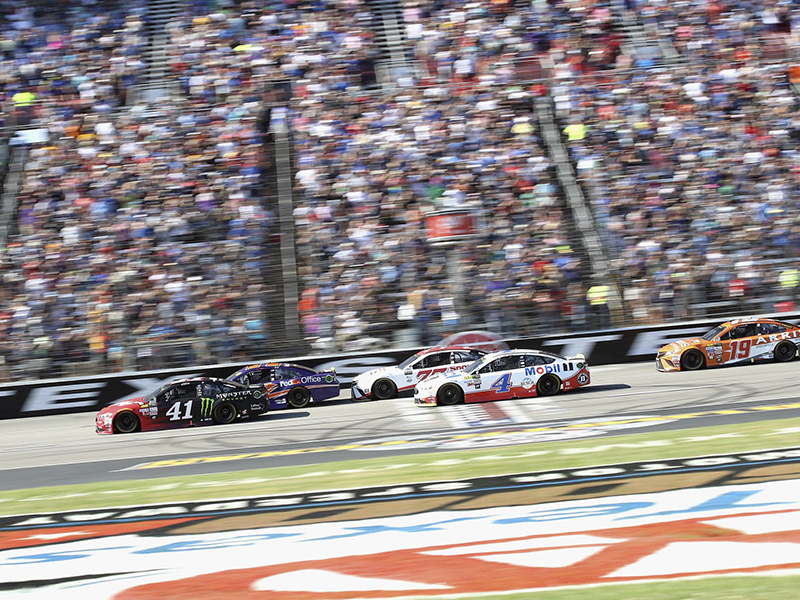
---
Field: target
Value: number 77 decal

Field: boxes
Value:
[417,368,448,382]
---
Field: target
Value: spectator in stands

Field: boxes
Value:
[3,0,800,382]
[555,60,800,323]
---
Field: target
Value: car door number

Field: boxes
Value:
[417,368,448,382]
[490,373,513,394]
[165,400,193,421]
[728,339,752,360]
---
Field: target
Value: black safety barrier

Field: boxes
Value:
[1,313,799,420]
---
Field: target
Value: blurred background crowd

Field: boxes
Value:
[0,0,798,381]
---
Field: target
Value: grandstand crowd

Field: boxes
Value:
[0,0,799,381]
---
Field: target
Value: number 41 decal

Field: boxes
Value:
[165,401,193,421]
[490,373,512,394]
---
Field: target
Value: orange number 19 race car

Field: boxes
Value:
[656,317,800,372]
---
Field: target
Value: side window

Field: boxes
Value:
[723,325,751,340]
[156,386,176,404]
[220,383,241,393]
[275,367,300,380]
[524,355,545,367]
[523,355,556,367]
[467,350,485,362]
[174,383,196,399]
[478,362,494,374]
[451,352,473,364]
[741,324,757,338]
[490,356,519,372]
[759,322,786,335]
[243,370,261,385]
[416,354,447,369]
[200,381,221,397]
[430,352,452,367]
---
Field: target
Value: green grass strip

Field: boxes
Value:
[411,573,800,600]
[1,416,799,516]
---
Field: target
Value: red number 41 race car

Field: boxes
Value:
[96,377,268,434]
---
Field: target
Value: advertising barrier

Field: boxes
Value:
[1,314,799,420]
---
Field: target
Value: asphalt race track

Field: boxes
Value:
[2,361,800,491]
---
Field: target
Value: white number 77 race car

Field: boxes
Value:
[414,349,590,406]
[351,346,488,400]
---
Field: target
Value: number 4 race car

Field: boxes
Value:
[226,362,340,408]
[96,377,269,434]
[351,346,488,400]
[656,317,800,372]
[414,349,590,406]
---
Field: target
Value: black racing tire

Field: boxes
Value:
[537,374,561,396]
[774,341,797,363]
[680,349,705,371]
[212,401,237,425]
[372,379,397,400]
[288,387,311,408]
[113,411,140,434]
[437,384,464,406]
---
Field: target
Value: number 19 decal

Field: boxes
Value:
[490,373,512,394]
[165,401,193,421]
[729,339,752,360]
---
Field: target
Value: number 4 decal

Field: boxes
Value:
[490,373,512,394]
[165,401,193,421]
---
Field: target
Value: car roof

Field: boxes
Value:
[723,317,760,326]
[239,362,316,372]
[168,376,232,384]
[413,345,487,356]
[480,349,564,361]
[722,317,792,327]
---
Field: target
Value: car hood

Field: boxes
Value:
[417,371,462,389]
[353,366,400,383]
[660,338,705,353]
[98,396,148,414]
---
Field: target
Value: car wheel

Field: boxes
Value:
[537,374,561,396]
[680,349,705,371]
[288,387,311,408]
[113,411,140,434]
[212,401,236,425]
[372,379,397,400]
[437,384,463,406]
[774,341,797,363]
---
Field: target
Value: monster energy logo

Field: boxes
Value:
[200,397,214,419]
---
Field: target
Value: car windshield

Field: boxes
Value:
[702,324,728,341]
[398,352,423,370]
[227,368,246,381]
[467,356,492,374]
